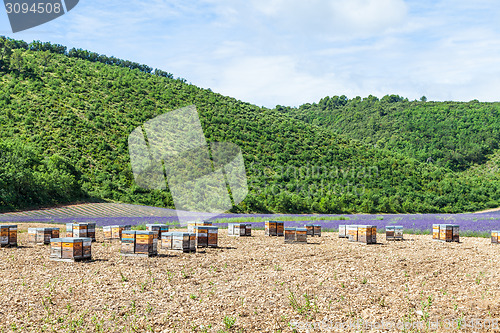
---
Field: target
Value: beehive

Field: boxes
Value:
[187,221,212,233]
[195,226,218,247]
[394,226,403,241]
[305,224,321,237]
[0,225,17,247]
[284,227,296,243]
[227,223,252,237]
[432,224,440,240]
[338,225,347,238]
[28,228,60,245]
[451,224,460,242]
[437,224,459,242]
[439,224,453,242]
[347,225,358,242]
[122,231,157,257]
[295,228,307,243]
[65,223,97,241]
[146,224,169,239]
[265,221,284,236]
[385,226,395,241]
[358,225,377,244]
[103,225,132,241]
[134,231,157,256]
[265,221,277,236]
[386,226,403,241]
[161,232,196,252]
[492,231,499,244]
[50,237,92,262]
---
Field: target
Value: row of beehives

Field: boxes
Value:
[265,221,322,243]
[338,225,380,244]
[432,224,460,242]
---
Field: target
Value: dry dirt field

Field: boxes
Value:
[1,223,500,332]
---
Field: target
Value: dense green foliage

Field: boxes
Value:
[0,139,82,211]
[1,37,500,213]
[278,95,500,171]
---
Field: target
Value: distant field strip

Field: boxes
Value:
[1,203,500,232]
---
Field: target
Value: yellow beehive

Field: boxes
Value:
[50,237,92,262]
[432,224,440,240]
[492,231,499,244]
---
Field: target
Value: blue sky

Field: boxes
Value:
[1,0,500,107]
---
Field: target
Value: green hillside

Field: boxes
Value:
[278,95,500,171]
[1,37,500,214]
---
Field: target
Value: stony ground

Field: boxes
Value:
[0,223,499,332]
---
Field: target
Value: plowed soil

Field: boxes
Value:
[0,223,499,332]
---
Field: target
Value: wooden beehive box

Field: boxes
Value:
[161,232,196,252]
[439,224,453,242]
[195,226,218,248]
[121,230,136,254]
[295,228,307,243]
[305,224,314,236]
[386,226,403,241]
[50,237,92,262]
[146,224,169,240]
[187,221,212,233]
[432,224,440,240]
[0,225,17,247]
[347,225,358,242]
[66,222,96,241]
[338,225,347,238]
[133,231,157,257]
[385,226,395,241]
[305,224,321,237]
[358,225,372,244]
[104,225,131,241]
[28,228,60,245]
[265,221,284,236]
[277,222,284,236]
[228,223,251,237]
[492,231,499,244]
[265,221,277,236]
[451,224,459,242]
[28,228,38,243]
[284,227,296,243]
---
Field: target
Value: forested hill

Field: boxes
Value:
[1,37,500,214]
[278,95,500,171]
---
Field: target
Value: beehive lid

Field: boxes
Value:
[394,226,403,229]
[296,228,307,231]
[285,227,296,231]
[0,225,17,228]
[107,225,120,228]
[122,230,137,235]
[164,232,191,236]
[59,237,86,242]
[135,231,155,235]
[146,224,166,227]
[450,224,460,228]
[50,238,64,242]
[205,226,219,230]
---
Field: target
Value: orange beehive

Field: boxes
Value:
[284,227,296,243]
[295,228,307,243]
[492,231,499,244]
[265,221,284,236]
[432,224,440,240]
[50,237,92,262]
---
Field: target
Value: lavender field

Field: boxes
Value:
[1,203,500,236]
